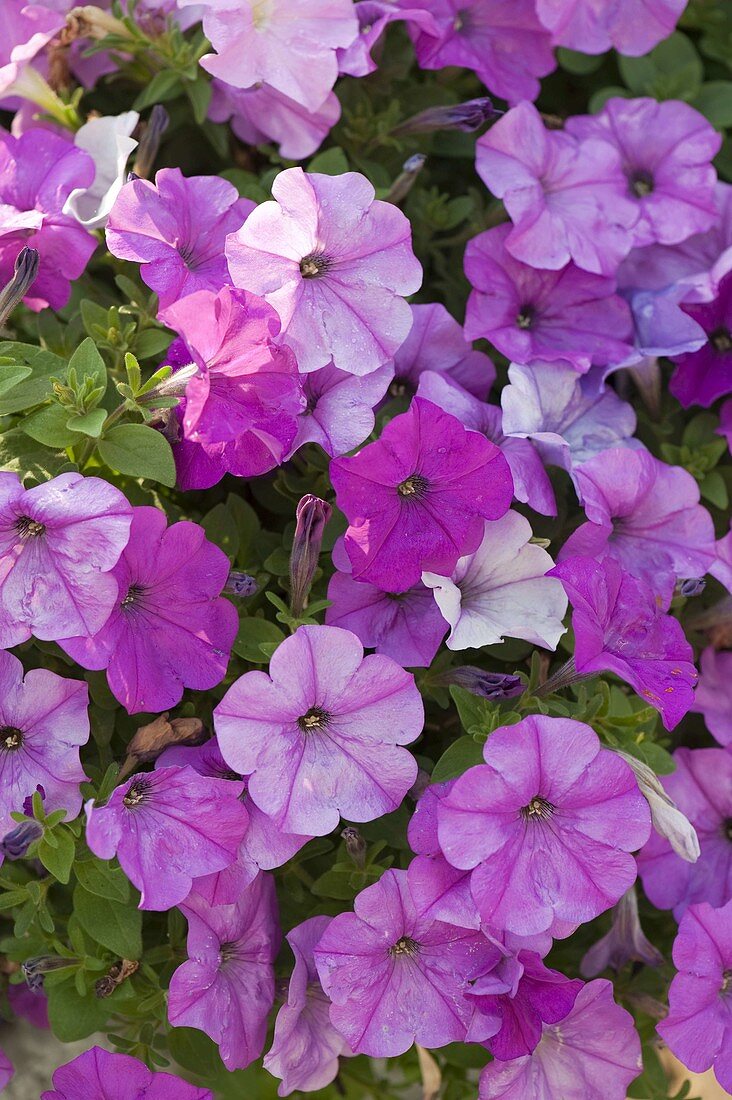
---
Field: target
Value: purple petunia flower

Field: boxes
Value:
[560,447,716,603]
[0,129,97,310]
[59,506,238,715]
[106,168,253,310]
[330,397,514,592]
[290,361,394,459]
[670,270,732,408]
[0,472,132,648]
[7,980,48,1030]
[636,747,732,918]
[85,765,249,910]
[437,715,651,936]
[209,81,341,160]
[464,224,635,372]
[390,302,496,399]
[226,168,422,375]
[0,2,63,100]
[404,0,555,104]
[692,647,732,747]
[549,556,697,730]
[566,98,720,249]
[41,1046,212,1100]
[536,0,688,56]
[168,873,280,1071]
[0,650,88,834]
[313,867,500,1056]
[338,1,439,77]
[657,899,732,1093]
[215,625,423,835]
[476,102,638,277]
[264,915,352,1095]
[478,979,642,1099]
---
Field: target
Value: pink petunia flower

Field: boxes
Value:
[535,0,688,56]
[0,2,64,99]
[338,1,439,77]
[209,80,341,160]
[290,361,394,459]
[691,647,732,747]
[41,1047,212,1100]
[390,302,496,399]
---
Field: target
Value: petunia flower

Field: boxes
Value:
[41,1046,212,1100]
[478,979,642,1099]
[264,915,352,1095]
[226,167,422,375]
[437,715,651,936]
[0,650,89,834]
[7,980,48,1030]
[85,765,249,910]
[209,80,341,160]
[289,361,394,459]
[59,506,238,715]
[691,646,732,747]
[313,867,500,1057]
[549,556,697,730]
[476,102,638,277]
[214,624,424,836]
[464,224,635,372]
[657,899,732,1094]
[423,511,567,651]
[0,472,132,648]
[168,873,280,1070]
[63,112,139,230]
[330,397,514,592]
[389,302,496,400]
[670,269,732,408]
[338,1,439,77]
[535,0,688,56]
[106,168,253,310]
[636,747,732,918]
[0,2,64,100]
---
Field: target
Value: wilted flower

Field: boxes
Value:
[581,887,664,976]
[617,751,700,862]
[290,495,332,617]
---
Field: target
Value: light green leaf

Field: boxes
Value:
[0,342,66,414]
[68,337,107,395]
[74,857,130,903]
[233,617,285,663]
[98,423,176,486]
[431,736,485,783]
[307,147,349,175]
[133,328,172,360]
[691,81,732,127]
[66,408,107,438]
[37,829,76,884]
[73,885,142,957]
[23,404,77,448]
[0,362,32,396]
[619,32,703,100]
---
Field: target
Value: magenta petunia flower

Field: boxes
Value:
[670,270,732,408]
[536,0,688,56]
[549,556,697,730]
[226,167,422,375]
[161,286,304,463]
[390,302,496,399]
[209,80,341,160]
[0,129,97,310]
[0,650,88,834]
[478,979,642,1099]
[636,747,732,918]
[264,915,352,1095]
[476,102,638,277]
[559,447,716,603]
[0,472,132,648]
[437,715,651,936]
[106,168,253,310]
[330,397,514,592]
[41,1046,212,1100]
[179,0,358,111]
[692,647,732,747]
[290,361,394,459]
[215,624,423,835]
[657,900,732,1093]
[404,0,555,104]
[339,1,439,77]
[168,873,280,1071]
[566,98,720,249]
[0,1,64,98]
[313,867,500,1057]
[464,224,635,372]
[85,765,249,910]
[59,506,238,715]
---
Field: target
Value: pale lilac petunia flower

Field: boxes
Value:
[290,361,393,458]
[464,224,635,372]
[536,0,687,55]
[226,167,422,375]
[264,915,352,1095]
[437,715,651,936]
[85,764,249,911]
[59,506,238,715]
[338,1,439,77]
[106,167,253,310]
[390,302,495,399]
[168,873,280,1070]
[215,624,424,836]
[63,111,139,230]
[0,650,88,834]
[657,899,732,1094]
[423,511,567,652]
[0,472,132,648]
[476,102,638,277]
[209,80,341,160]
[478,979,642,1099]
[0,2,63,100]
[41,1046,212,1100]
[691,647,732,747]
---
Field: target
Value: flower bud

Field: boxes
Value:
[0,248,39,328]
[132,105,169,180]
[0,820,43,860]
[341,826,367,870]
[387,155,426,204]
[22,955,75,990]
[581,887,663,977]
[289,495,332,617]
[224,571,258,598]
[392,98,501,137]
[617,751,700,862]
[440,666,524,701]
[678,577,705,598]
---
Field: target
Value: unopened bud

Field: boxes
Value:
[0,820,43,860]
[392,98,501,137]
[679,578,705,598]
[581,887,663,977]
[617,751,700,862]
[341,826,366,870]
[225,571,258,598]
[440,666,524,701]
[0,248,40,328]
[387,155,426,204]
[23,955,75,989]
[132,105,169,179]
[290,495,332,617]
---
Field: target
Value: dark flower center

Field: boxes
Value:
[521,796,555,822]
[14,515,45,539]
[123,780,151,808]
[710,327,732,354]
[298,706,331,732]
[397,474,429,498]
[299,254,330,279]
[219,941,241,963]
[0,726,24,751]
[390,936,419,958]
[629,169,654,198]
[121,584,145,610]
[724,817,732,842]
[388,377,415,399]
[722,969,732,995]
[515,305,535,330]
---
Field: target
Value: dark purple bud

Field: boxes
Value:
[0,820,43,860]
[443,666,524,700]
[224,571,258,598]
[0,247,40,328]
[392,97,501,137]
[387,155,426,204]
[132,105,169,179]
[341,826,366,870]
[290,495,332,617]
[22,955,74,988]
[22,785,45,817]
[679,577,706,598]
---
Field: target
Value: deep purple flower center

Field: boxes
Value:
[397,474,429,499]
[390,936,419,958]
[121,583,146,610]
[123,779,151,808]
[219,940,242,963]
[515,305,535,330]
[299,254,330,279]
[629,169,654,198]
[521,796,555,822]
[389,376,415,399]
[724,817,732,842]
[297,706,331,732]
[14,515,45,539]
[0,726,24,752]
[710,327,732,354]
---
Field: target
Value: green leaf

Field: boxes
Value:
[98,423,176,486]
[619,32,703,100]
[691,81,732,127]
[66,408,107,438]
[588,86,632,112]
[133,328,172,360]
[431,736,485,783]
[186,74,212,125]
[200,501,240,560]
[700,468,728,509]
[449,685,500,738]
[73,885,142,957]
[0,362,32,396]
[80,298,111,338]
[74,857,130,903]
[38,828,76,883]
[133,69,183,111]
[23,404,78,448]
[557,47,605,74]
[47,973,134,1042]
[0,342,66,414]
[232,617,285,663]
[0,429,70,483]
[68,337,107,395]
[307,147,349,175]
